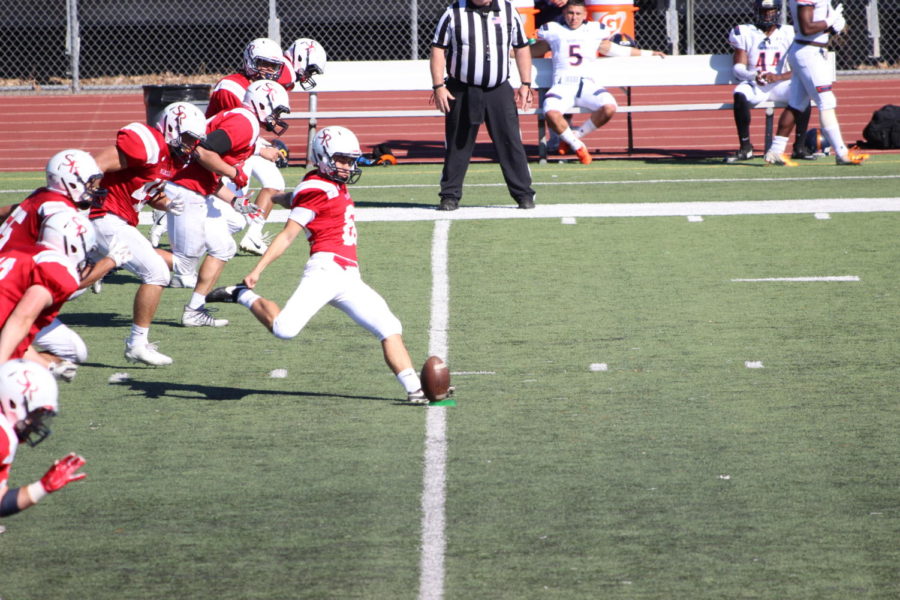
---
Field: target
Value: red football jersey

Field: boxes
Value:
[90,123,177,226]
[289,172,358,265]
[0,416,18,488]
[206,65,294,118]
[172,108,259,196]
[206,73,252,118]
[0,189,76,252]
[0,246,80,359]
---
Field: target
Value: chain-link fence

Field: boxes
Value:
[2,0,898,92]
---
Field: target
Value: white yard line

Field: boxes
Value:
[731,276,860,282]
[419,219,451,600]
[136,197,900,225]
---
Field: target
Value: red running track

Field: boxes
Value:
[1,77,898,172]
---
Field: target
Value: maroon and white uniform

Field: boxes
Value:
[165,107,260,281]
[0,189,75,253]
[91,123,177,226]
[206,73,287,196]
[0,246,80,360]
[0,193,86,362]
[206,66,294,118]
[0,414,18,489]
[271,171,402,341]
[89,123,176,289]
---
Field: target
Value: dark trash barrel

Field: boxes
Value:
[142,84,211,126]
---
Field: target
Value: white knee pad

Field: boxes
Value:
[204,198,238,261]
[817,90,838,113]
[272,314,301,340]
[248,155,285,191]
[34,319,88,363]
[171,254,199,288]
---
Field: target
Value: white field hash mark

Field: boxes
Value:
[731,276,860,282]
[419,219,451,600]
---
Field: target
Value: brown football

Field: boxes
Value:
[420,356,451,401]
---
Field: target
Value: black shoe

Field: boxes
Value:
[207,283,247,303]
[791,144,817,160]
[437,198,459,211]
[723,146,754,163]
[517,197,535,209]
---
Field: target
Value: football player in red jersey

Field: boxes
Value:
[207,126,430,404]
[1,359,86,520]
[90,102,207,366]
[193,37,299,256]
[165,80,291,328]
[0,210,126,365]
[0,151,130,378]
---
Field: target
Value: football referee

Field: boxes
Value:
[430,0,537,210]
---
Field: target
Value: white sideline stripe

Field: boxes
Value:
[419,219,451,600]
[731,276,860,282]
[6,174,900,197]
[136,198,900,225]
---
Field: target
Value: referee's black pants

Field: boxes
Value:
[439,78,535,207]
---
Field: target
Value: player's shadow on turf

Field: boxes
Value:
[109,377,393,403]
[59,312,134,327]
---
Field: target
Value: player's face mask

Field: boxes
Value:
[80,174,108,209]
[264,106,290,136]
[173,131,204,161]
[15,407,55,447]
[254,57,283,81]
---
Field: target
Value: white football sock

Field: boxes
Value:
[236,288,261,309]
[769,135,789,155]
[560,128,585,150]
[396,367,421,393]
[576,119,598,138]
[188,292,206,310]
[128,324,149,345]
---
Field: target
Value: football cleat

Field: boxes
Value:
[239,231,273,256]
[836,146,870,165]
[764,151,798,167]
[91,278,102,294]
[149,209,167,248]
[557,140,572,156]
[407,389,429,404]
[181,305,229,327]
[125,340,173,366]
[575,145,592,165]
[723,146,754,163]
[206,283,247,304]
[791,144,817,160]
[48,359,78,382]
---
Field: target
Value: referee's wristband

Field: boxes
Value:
[520,82,532,87]
[432,83,446,90]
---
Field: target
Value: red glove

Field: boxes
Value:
[231,162,249,190]
[40,453,87,493]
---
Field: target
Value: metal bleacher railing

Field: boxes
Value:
[1,0,898,93]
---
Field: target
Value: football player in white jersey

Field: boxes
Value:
[725,0,813,162]
[765,0,868,165]
[531,0,664,164]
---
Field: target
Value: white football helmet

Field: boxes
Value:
[242,38,285,81]
[39,209,97,272]
[311,126,362,184]
[244,80,291,136]
[0,359,59,447]
[45,149,107,209]
[285,38,327,91]
[156,102,207,162]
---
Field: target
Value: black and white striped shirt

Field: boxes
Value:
[432,0,529,89]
